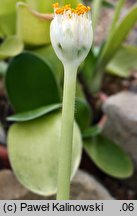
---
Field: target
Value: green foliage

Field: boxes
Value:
[25,0,80,12]
[6,52,60,113]
[0,0,19,15]
[82,126,102,138]
[0,12,16,37]
[107,44,137,77]
[0,36,24,59]
[34,45,63,84]
[0,0,23,37]
[88,0,114,9]
[108,0,125,35]
[81,49,98,82]
[17,2,51,46]
[102,0,114,9]
[25,0,54,13]
[80,46,104,90]
[101,4,137,66]
[84,135,133,178]
[75,98,92,131]
[82,1,137,93]
[92,0,103,30]
[7,104,61,122]
[8,112,82,195]
[0,26,3,38]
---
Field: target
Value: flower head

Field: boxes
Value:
[50,3,93,67]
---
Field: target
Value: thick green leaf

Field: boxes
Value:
[107,44,137,77]
[84,135,133,178]
[0,36,24,59]
[0,0,19,15]
[0,1,26,37]
[8,112,82,195]
[33,45,63,84]
[25,0,80,13]
[17,2,51,46]
[81,49,97,86]
[63,0,81,7]
[34,45,88,106]
[0,25,3,38]
[102,1,114,9]
[25,0,53,13]
[82,126,102,139]
[0,0,80,15]
[81,44,105,93]
[6,52,60,113]
[7,104,61,122]
[101,4,137,66]
[76,81,85,99]
[92,0,103,30]
[88,0,114,8]
[0,12,16,37]
[75,98,92,131]
[0,1,19,37]
[108,0,125,35]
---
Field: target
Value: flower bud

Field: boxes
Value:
[50,3,93,67]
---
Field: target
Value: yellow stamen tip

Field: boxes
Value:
[53,3,59,8]
[53,2,91,15]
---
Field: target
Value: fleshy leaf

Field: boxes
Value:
[0,25,3,37]
[63,0,80,8]
[0,0,22,36]
[84,135,133,178]
[82,126,102,139]
[6,52,60,113]
[92,0,103,30]
[7,104,61,122]
[108,0,125,35]
[34,45,63,84]
[107,44,137,77]
[17,2,51,46]
[25,0,53,13]
[75,98,92,131]
[0,0,19,15]
[8,112,82,195]
[101,4,137,66]
[25,0,80,13]
[80,49,98,87]
[0,36,24,59]
[102,0,114,8]
[86,0,114,9]
[0,12,16,37]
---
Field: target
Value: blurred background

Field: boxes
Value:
[0,0,137,200]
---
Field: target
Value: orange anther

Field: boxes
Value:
[53,2,91,16]
[53,2,59,8]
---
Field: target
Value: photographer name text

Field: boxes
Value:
[3,202,104,213]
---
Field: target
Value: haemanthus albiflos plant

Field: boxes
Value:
[50,2,93,200]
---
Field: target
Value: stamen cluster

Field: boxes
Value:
[53,3,91,16]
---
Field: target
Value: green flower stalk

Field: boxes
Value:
[50,3,93,200]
